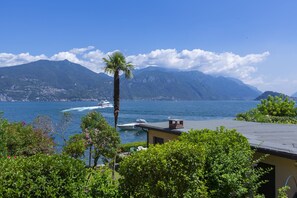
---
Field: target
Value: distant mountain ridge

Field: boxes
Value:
[0,60,112,101]
[0,60,261,101]
[121,66,261,100]
[255,91,289,100]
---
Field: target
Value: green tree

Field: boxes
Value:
[119,127,264,198]
[1,120,55,156]
[236,95,297,124]
[32,115,54,135]
[62,134,86,159]
[257,95,297,117]
[81,111,120,167]
[103,51,134,128]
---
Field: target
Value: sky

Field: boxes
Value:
[0,0,297,95]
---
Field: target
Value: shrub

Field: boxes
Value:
[119,141,208,198]
[86,167,120,197]
[0,154,86,197]
[119,128,264,198]
[0,154,121,197]
[180,127,263,197]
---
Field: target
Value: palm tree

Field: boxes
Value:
[103,51,134,128]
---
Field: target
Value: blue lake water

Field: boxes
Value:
[0,100,259,145]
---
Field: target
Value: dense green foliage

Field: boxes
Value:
[257,95,297,117]
[119,127,263,197]
[119,141,207,197]
[0,154,119,197]
[180,127,262,197]
[86,167,120,197]
[236,95,297,124]
[81,111,120,166]
[63,134,86,159]
[277,186,290,198]
[0,154,86,197]
[0,116,55,157]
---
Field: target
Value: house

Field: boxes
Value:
[138,119,297,198]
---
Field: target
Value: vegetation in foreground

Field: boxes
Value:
[0,154,118,197]
[0,111,291,197]
[119,127,265,197]
[236,95,297,124]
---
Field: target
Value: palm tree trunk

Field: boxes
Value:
[114,70,120,128]
[113,70,120,180]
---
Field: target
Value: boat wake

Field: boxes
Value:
[61,106,111,112]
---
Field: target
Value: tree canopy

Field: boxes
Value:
[257,95,297,117]
[236,95,297,124]
[80,111,120,166]
[0,116,55,157]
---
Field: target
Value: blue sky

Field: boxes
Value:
[1,0,297,95]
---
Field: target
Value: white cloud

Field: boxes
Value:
[256,77,297,96]
[127,49,269,84]
[0,47,269,85]
[0,52,47,67]
[69,46,95,54]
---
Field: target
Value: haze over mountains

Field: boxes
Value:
[292,92,297,98]
[0,60,262,101]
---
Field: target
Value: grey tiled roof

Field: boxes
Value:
[138,120,297,160]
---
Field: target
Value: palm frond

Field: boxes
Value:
[103,51,134,77]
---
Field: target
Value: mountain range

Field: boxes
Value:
[255,91,289,100]
[0,60,262,101]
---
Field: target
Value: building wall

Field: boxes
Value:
[256,153,297,198]
[148,129,179,145]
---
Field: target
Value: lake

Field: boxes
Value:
[0,100,258,145]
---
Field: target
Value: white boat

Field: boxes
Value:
[117,119,147,130]
[98,100,113,108]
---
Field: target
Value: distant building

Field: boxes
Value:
[138,119,297,198]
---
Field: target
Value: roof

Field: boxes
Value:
[138,119,297,160]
